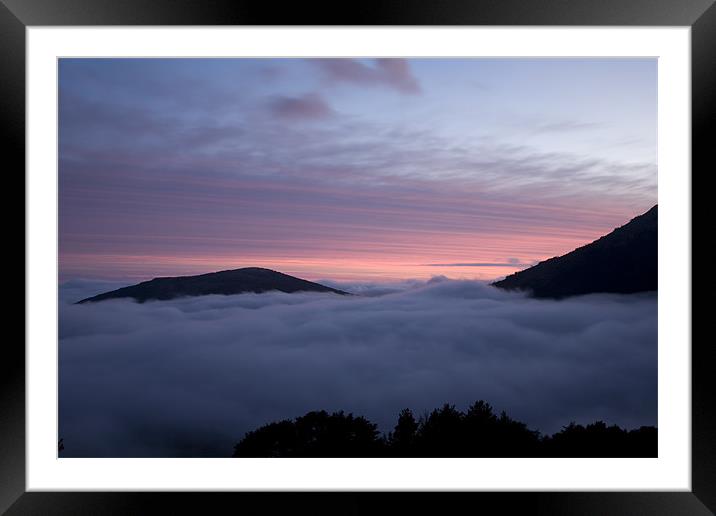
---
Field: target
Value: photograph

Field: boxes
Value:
[57,57,658,459]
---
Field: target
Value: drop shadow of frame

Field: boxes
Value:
[3,0,713,514]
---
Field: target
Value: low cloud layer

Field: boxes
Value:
[59,279,657,457]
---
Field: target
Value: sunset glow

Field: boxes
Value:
[59,58,657,282]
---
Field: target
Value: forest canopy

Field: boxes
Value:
[232,400,657,458]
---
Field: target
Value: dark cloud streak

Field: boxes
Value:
[313,58,421,94]
[425,262,530,268]
[266,92,336,120]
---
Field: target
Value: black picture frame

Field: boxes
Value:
[3,0,712,514]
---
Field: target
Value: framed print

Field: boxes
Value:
[4,0,713,514]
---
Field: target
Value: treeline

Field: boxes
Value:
[232,401,656,458]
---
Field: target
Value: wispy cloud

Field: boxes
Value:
[533,120,603,133]
[59,100,656,282]
[58,58,656,282]
[425,262,530,268]
[266,92,335,120]
[313,58,421,94]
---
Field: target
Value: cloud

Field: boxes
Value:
[425,262,529,268]
[313,58,421,94]
[58,104,656,283]
[59,279,656,457]
[266,92,336,120]
[534,120,602,133]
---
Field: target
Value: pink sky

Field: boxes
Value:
[59,58,656,283]
[59,172,650,282]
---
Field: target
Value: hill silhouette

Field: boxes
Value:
[232,401,657,458]
[493,205,657,298]
[77,267,349,304]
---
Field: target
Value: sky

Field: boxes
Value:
[59,58,657,282]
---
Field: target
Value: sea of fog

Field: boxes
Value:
[58,278,657,457]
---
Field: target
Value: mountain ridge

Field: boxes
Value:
[77,267,350,303]
[492,205,657,298]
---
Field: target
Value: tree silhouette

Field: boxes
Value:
[414,404,464,456]
[231,400,656,458]
[233,410,384,458]
[543,421,657,457]
[388,408,418,456]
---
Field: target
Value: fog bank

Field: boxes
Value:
[59,278,657,457]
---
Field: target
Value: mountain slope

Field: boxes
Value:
[492,205,657,298]
[77,267,350,303]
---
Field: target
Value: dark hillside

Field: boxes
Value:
[493,205,657,298]
[77,267,349,303]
